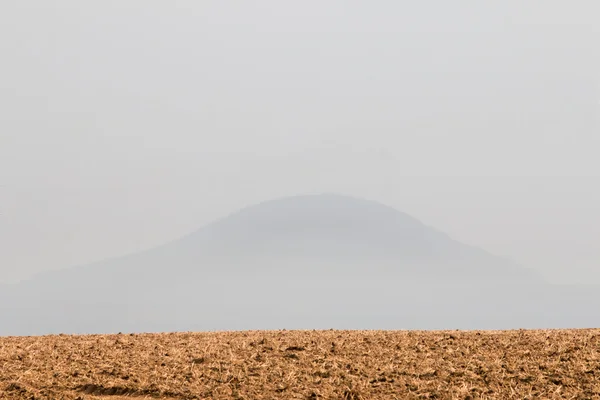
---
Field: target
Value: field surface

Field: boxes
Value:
[1,329,600,399]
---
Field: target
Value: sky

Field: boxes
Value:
[1,1,599,285]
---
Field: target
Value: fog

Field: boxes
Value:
[1,1,598,294]
[0,193,597,336]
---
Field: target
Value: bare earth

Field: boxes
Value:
[1,329,599,400]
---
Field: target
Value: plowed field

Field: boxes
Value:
[1,329,599,399]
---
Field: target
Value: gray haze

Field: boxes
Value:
[1,0,599,294]
[1,193,597,336]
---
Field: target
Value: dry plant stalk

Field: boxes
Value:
[1,329,599,399]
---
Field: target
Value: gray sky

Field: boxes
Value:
[1,1,598,284]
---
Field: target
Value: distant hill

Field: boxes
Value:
[169,194,542,282]
[1,194,597,336]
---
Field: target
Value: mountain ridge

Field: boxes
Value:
[9,193,543,286]
[11,193,539,283]
[5,193,590,336]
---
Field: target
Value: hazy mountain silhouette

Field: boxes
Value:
[1,194,598,335]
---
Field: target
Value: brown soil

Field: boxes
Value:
[1,329,599,399]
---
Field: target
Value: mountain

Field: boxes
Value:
[0,194,597,335]
[171,194,542,283]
